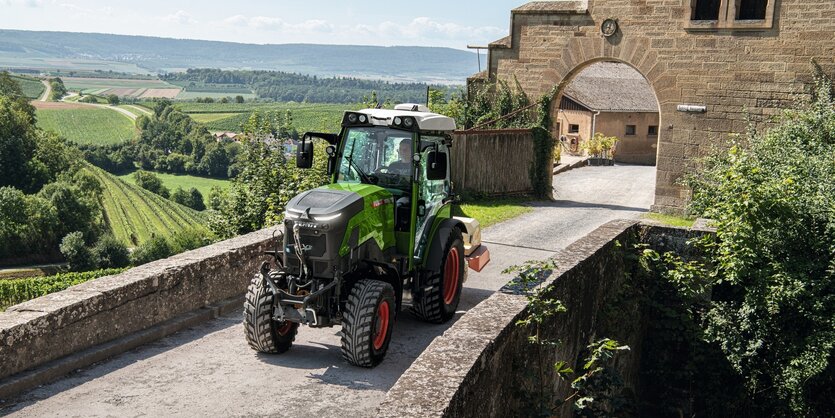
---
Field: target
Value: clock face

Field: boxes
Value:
[601,19,618,37]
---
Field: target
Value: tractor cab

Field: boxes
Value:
[244,104,489,367]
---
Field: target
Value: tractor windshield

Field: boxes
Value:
[338,127,413,190]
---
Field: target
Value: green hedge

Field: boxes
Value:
[0,268,126,311]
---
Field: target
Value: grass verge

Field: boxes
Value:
[453,196,534,229]
[643,212,696,228]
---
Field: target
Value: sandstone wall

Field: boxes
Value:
[485,0,835,211]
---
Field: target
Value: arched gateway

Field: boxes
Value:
[474,0,835,212]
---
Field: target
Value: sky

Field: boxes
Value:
[0,0,531,49]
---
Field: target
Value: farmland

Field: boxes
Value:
[62,77,182,99]
[9,74,45,99]
[117,170,231,204]
[35,104,136,145]
[173,102,346,132]
[87,166,210,247]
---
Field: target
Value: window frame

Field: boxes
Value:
[648,125,659,136]
[625,125,637,136]
[568,124,580,134]
[684,0,775,31]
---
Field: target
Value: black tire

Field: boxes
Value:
[243,273,298,354]
[411,227,465,324]
[340,279,396,367]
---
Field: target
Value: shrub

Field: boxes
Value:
[133,170,170,198]
[681,72,835,416]
[59,231,93,271]
[130,235,172,266]
[169,228,212,253]
[92,234,130,268]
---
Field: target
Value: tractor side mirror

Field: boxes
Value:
[296,138,314,169]
[325,145,336,175]
[426,151,447,181]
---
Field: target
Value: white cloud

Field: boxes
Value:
[1,0,46,6]
[223,15,333,33]
[162,10,197,25]
[365,17,504,41]
[221,14,500,46]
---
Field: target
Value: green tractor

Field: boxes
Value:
[243,103,489,367]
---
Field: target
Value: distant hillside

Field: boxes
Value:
[87,166,209,247]
[0,29,482,84]
[164,68,451,104]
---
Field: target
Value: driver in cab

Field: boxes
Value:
[385,139,412,176]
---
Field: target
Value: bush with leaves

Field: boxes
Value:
[133,170,170,198]
[92,234,130,269]
[130,235,173,266]
[59,231,94,271]
[680,71,835,416]
[209,111,328,238]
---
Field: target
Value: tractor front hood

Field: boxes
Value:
[285,187,364,223]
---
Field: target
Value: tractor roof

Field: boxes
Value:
[357,103,457,132]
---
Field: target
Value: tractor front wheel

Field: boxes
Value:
[243,273,298,354]
[340,279,396,367]
[411,227,465,324]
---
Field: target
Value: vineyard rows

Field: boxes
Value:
[88,166,209,247]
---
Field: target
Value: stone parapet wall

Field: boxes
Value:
[0,227,282,381]
[376,219,642,417]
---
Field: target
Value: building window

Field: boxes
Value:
[692,0,721,21]
[737,0,767,20]
[625,125,636,136]
[686,0,775,30]
[648,125,658,136]
[568,124,579,134]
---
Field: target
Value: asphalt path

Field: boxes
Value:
[1,164,656,418]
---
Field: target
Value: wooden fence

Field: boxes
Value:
[451,129,551,197]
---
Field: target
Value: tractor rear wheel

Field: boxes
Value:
[340,279,396,367]
[243,273,298,354]
[411,227,465,324]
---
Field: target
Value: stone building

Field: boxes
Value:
[477,0,835,212]
[558,61,659,165]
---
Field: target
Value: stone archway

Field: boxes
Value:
[550,57,662,166]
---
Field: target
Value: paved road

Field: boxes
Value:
[0,164,656,418]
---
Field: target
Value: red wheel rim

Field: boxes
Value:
[373,300,390,350]
[276,321,293,336]
[443,247,460,305]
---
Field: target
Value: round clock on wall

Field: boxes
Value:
[601,18,618,37]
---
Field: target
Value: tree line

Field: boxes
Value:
[162,68,452,104]
[81,100,241,178]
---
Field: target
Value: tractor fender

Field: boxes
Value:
[423,217,465,274]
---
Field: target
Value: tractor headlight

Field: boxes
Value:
[394,117,402,125]
[312,213,341,222]
[358,114,367,123]
[403,117,414,128]
[347,113,358,124]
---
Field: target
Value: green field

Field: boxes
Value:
[88,166,209,247]
[36,107,136,145]
[175,91,258,100]
[118,170,231,204]
[10,74,45,99]
[173,102,347,133]
[62,77,178,91]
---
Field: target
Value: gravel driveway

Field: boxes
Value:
[1,164,656,418]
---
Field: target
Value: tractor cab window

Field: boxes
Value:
[338,127,413,191]
[414,136,450,259]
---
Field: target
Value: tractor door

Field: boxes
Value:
[413,136,451,262]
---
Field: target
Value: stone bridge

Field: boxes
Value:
[0,216,710,417]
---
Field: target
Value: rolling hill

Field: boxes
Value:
[0,29,482,84]
[87,166,210,247]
